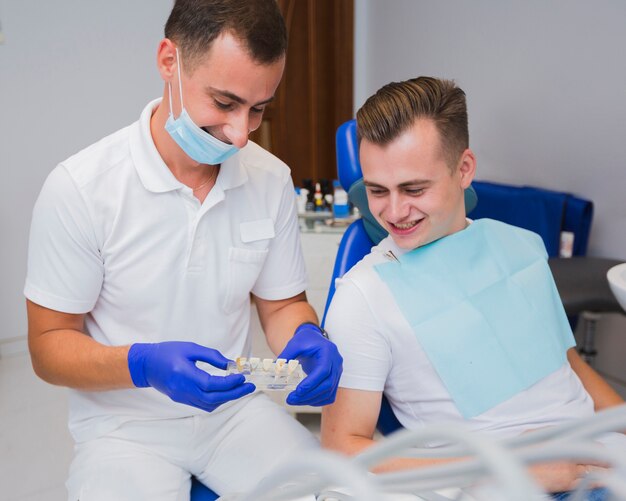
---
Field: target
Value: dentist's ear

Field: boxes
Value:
[458,148,477,189]
[156,38,178,82]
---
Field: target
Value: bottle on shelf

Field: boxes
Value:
[314,182,324,212]
[300,178,313,212]
[320,179,332,211]
[295,187,308,214]
[324,193,334,211]
[332,180,350,219]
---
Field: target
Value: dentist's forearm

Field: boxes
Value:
[27,299,134,391]
[29,329,133,390]
[255,293,318,355]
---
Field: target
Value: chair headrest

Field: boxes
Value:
[336,120,363,192]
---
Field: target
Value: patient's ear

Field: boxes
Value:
[457,148,477,189]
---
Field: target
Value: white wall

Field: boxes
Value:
[355,0,626,258]
[0,0,173,353]
[355,0,626,394]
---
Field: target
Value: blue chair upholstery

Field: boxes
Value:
[191,478,218,500]
[468,181,593,258]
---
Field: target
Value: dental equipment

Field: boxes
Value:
[227,357,305,391]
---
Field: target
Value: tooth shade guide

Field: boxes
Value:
[227,357,304,391]
[235,357,250,374]
[288,359,299,374]
[275,358,287,374]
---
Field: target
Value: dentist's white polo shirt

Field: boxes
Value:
[25,99,308,442]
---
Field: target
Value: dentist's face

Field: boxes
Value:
[170,32,285,149]
[360,118,475,250]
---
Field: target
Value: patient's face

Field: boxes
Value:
[360,118,474,250]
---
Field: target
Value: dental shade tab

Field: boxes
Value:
[227,357,305,391]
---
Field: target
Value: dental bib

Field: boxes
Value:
[375,218,574,418]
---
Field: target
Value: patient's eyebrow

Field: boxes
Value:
[364,179,431,189]
[398,180,431,188]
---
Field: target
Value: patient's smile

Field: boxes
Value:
[389,218,424,236]
[393,221,418,230]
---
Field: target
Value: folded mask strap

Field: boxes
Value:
[168,48,186,120]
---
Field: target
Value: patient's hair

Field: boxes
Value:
[356,77,469,170]
[165,0,287,73]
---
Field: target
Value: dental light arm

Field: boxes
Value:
[238,450,382,501]
[354,424,543,501]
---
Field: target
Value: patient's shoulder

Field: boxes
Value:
[340,235,400,287]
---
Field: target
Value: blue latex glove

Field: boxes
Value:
[128,341,255,412]
[278,322,343,406]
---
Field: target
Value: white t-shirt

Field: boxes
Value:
[325,234,598,444]
[25,99,308,442]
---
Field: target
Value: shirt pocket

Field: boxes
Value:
[222,247,269,314]
[240,218,275,243]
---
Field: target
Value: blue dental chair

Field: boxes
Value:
[191,478,218,500]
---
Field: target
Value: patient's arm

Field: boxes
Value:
[321,387,456,473]
[567,348,624,411]
[321,387,380,455]
[322,387,602,491]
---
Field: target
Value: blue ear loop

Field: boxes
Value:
[164,48,240,165]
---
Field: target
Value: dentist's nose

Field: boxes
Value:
[223,113,250,149]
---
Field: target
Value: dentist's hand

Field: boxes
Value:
[278,322,343,406]
[128,341,255,412]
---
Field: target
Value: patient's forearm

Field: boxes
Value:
[568,348,624,411]
[330,433,596,492]
[370,455,459,474]
[325,433,458,473]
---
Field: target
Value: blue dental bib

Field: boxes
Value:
[375,219,574,418]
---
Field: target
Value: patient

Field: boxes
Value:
[321,76,625,497]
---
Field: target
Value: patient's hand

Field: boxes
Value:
[529,462,606,493]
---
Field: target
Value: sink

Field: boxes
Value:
[607,262,626,311]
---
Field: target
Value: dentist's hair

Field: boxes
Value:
[165,0,287,73]
[356,77,469,170]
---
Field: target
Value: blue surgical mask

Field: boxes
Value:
[165,49,239,165]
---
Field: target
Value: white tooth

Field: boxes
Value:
[287,359,299,374]
[249,357,260,370]
[262,358,274,371]
[275,358,287,374]
[236,357,247,372]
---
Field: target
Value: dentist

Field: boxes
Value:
[24,1,342,499]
